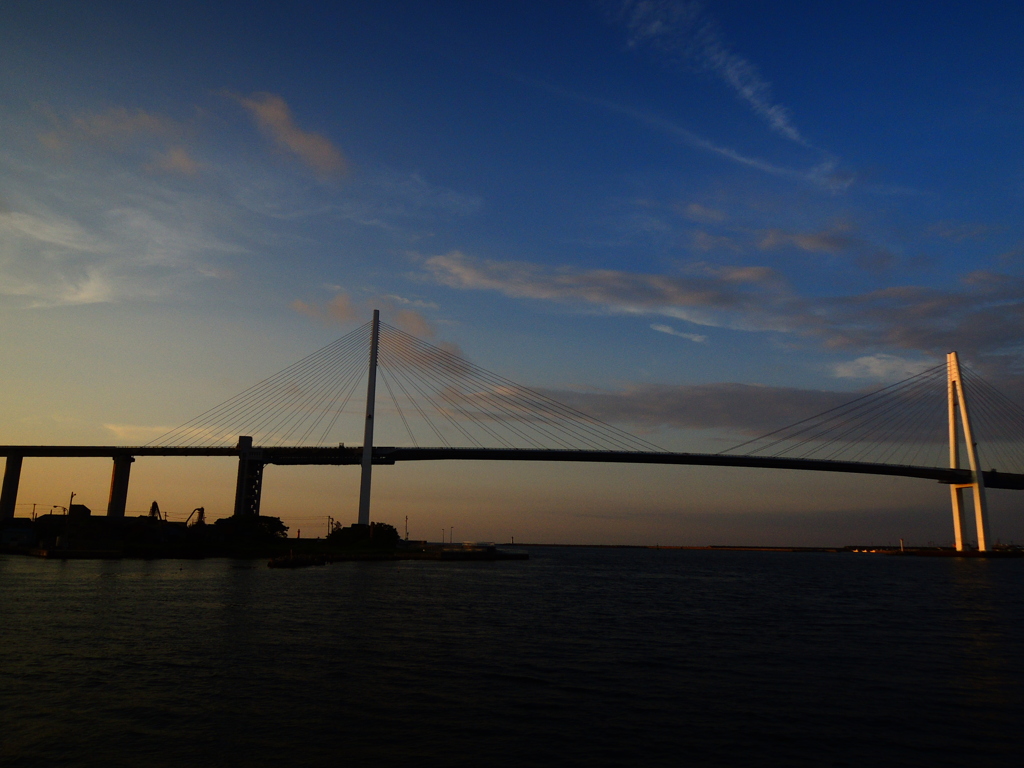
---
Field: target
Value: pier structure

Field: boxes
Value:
[106,455,134,519]
[233,436,264,517]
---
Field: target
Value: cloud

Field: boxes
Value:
[376,318,468,377]
[587,91,799,177]
[150,147,200,176]
[289,294,440,340]
[832,354,935,381]
[679,202,726,223]
[421,251,1024,376]
[290,293,358,324]
[538,84,851,191]
[32,104,205,178]
[614,0,805,145]
[104,423,174,441]
[926,222,992,242]
[651,323,707,343]
[229,165,480,236]
[422,250,791,331]
[39,105,183,156]
[691,230,739,252]
[546,382,849,434]
[382,293,439,310]
[810,275,1024,364]
[0,210,105,253]
[37,131,65,151]
[72,107,176,139]
[759,222,857,254]
[394,309,435,338]
[370,172,481,218]
[997,245,1024,263]
[0,189,242,307]
[230,92,347,176]
[759,222,896,270]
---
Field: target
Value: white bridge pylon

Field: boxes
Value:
[947,351,989,551]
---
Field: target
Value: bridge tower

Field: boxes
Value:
[357,309,380,526]
[947,351,989,551]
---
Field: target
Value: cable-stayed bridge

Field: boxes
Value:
[3,310,1024,551]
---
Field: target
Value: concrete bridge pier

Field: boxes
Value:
[1,454,23,521]
[106,455,135,518]
[233,436,264,516]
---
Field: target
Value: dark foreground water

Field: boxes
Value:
[2,548,1023,767]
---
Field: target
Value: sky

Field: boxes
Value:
[3,0,1024,545]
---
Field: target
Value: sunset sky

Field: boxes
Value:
[3,1,1024,544]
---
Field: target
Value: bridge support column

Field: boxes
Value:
[357,309,380,526]
[106,455,135,518]
[233,436,264,517]
[1,454,23,521]
[948,352,989,551]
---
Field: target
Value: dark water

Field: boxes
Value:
[2,548,1023,767]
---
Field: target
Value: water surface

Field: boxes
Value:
[2,548,1022,766]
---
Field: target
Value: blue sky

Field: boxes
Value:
[3,1,1024,544]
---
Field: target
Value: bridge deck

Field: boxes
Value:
[2,445,1022,489]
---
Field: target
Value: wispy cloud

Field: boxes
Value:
[4,94,484,310]
[759,222,858,254]
[0,210,105,253]
[290,292,438,339]
[422,250,791,331]
[71,107,178,140]
[925,221,993,242]
[230,166,481,228]
[832,354,934,381]
[104,423,174,441]
[31,104,197,174]
[421,251,1024,375]
[382,293,439,310]
[0,181,243,307]
[149,146,200,176]
[678,202,725,223]
[546,381,848,434]
[393,309,435,338]
[651,323,707,343]
[691,230,740,252]
[613,0,805,145]
[229,92,347,176]
[290,293,358,324]
[759,221,896,270]
[535,82,850,192]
